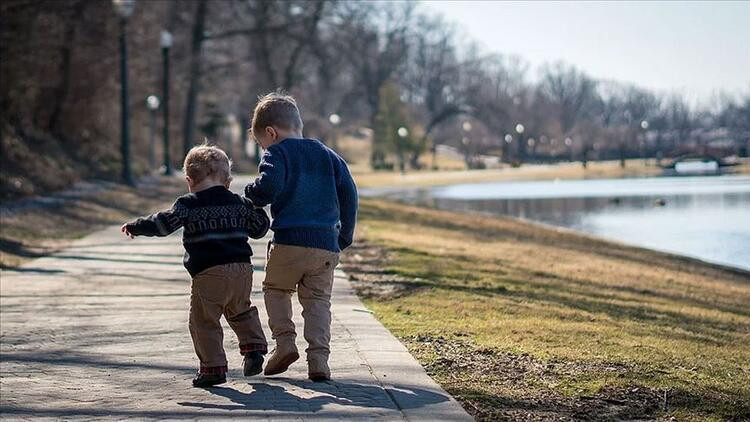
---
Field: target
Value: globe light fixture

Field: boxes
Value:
[504,134,513,143]
[515,124,524,134]
[462,121,472,132]
[397,127,409,138]
[328,113,341,126]
[146,95,160,110]
[160,30,173,48]
[640,120,649,130]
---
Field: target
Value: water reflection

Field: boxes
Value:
[374,176,750,271]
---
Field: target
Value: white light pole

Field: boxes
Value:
[515,123,525,164]
[397,127,408,173]
[329,113,341,150]
[640,120,650,162]
[160,29,173,174]
[146,95,160,169]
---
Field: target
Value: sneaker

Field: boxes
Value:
[263,345,300,376]
[243,351,264,376]
[192,372,226,388]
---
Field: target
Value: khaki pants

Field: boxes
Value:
[189,262,267,374]
[263,243,339,371]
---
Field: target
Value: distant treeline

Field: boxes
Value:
[1,0,749,197]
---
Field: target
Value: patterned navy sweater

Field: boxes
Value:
[244,138,358,252]
[125,185,269,276]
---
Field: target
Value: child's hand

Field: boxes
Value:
[121,224,134,239]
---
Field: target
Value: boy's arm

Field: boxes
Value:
[242,198,271,239]
[336,159,358,250]
[124,199,187,237]
[244,147,286,207]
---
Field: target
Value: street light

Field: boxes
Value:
[640,120,650,162]
[113,0,136,185]
[146,95,160,169]
[397,127,408,173]
[329,113,341,150]
[160,29,173,174]
[515,123,525,164]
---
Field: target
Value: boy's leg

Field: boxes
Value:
[223,263,267,355]
[189,267,229,375]
[263,243,305,375]
[297,249,339,380]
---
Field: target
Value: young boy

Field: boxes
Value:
[245,92,357,382]
[122,144,270,388]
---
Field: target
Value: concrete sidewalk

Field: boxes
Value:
[0,225,472,420]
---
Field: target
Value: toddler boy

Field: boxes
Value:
[122,144,270,387]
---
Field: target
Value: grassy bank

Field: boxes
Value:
[341,198,750,421]
[0,176,186,268]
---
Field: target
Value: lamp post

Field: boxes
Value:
[396,126,408,173]
[146,95,160,169]
[640,120,650,163]
[328,113,341,151]
[503,134,513,163]
[565,137,573,162]
[160,30,173,175]
[515,123,525,164]
[113,0,135,185]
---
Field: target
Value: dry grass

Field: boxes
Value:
[342,198,750,421]
[0,176,186,268]
[352,160,666,189]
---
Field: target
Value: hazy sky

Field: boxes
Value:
[423,1,750,105]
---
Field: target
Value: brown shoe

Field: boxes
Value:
[263,345,299,376]
[309,372,330,382]
[308,356,330,382]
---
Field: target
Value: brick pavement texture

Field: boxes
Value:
[0,225,473,421]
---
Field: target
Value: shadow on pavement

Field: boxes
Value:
[177,378,449,412]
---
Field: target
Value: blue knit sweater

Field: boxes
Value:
[244,138,358,252]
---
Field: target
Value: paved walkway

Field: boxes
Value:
[0,225,472,420]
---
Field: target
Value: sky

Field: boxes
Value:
[423,1,750,106]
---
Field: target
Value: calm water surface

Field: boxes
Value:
[368,175,750,271]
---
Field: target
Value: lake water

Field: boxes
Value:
[366,175,750,271]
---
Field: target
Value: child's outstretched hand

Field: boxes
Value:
[121,224,135,239]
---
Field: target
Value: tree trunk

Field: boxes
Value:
[182,0,207,158]
[48,0,85,135]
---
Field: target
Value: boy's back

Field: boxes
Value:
[126,185,269,276]
[244,137,357,253]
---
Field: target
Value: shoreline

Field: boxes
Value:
[357,172,750,275]
[373,197,750,276]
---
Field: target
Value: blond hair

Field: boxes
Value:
[183,143,232,184]
[250,91,303,138]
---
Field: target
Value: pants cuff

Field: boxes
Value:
[199,365,228,374]
[240,343,268,354]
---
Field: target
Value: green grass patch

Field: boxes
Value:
[343,199,750,420]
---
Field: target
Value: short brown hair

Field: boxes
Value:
[183,143,232,184]
[250,91,303,138]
